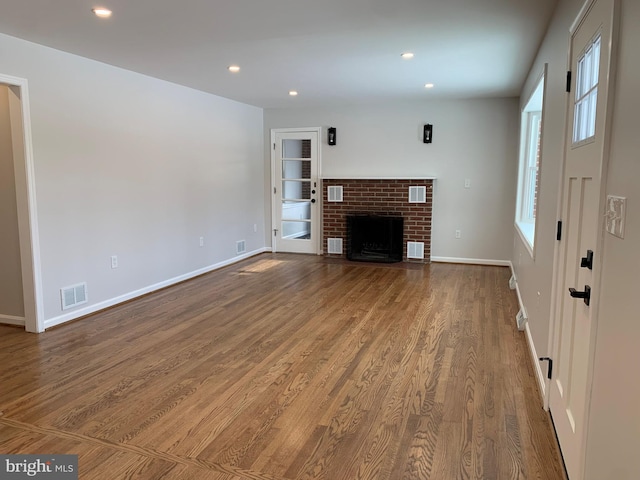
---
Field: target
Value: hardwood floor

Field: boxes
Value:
[0,254,566,479]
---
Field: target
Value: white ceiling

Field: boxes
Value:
[0,0,558,109]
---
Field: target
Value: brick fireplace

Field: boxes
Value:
[322,178,434,263]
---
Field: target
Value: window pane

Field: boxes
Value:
[574,101,583,143]
[282,201,311,221]
[527,167,537,219]
[576,56,586,99]
[282,139,311,159]
[516,73,544,250]
[592,37,601,86]
[281,220,311,240]
[524,113,541,221]
[573,34,601,144]
[282,180,311,200]
[282,160,311,180]
[588,89,598,138]
[583,46,592,95]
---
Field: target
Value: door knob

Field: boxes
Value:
[580,250,594,269]
[569,285,591,306]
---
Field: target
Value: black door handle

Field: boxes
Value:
[311,198,316,203]
[580,250,594,269]
[569,285,591,306]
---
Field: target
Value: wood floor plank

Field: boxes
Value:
[0,254,566,479]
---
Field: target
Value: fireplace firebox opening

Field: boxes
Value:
[347,215,403,263]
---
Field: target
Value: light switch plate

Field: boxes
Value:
[605,195,626,238]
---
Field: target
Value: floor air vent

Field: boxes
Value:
[236,240,246,255]
[61,282,88,310]
[327,238,343,254]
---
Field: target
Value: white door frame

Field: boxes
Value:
[546,0,620,477]
[270,127,322,255]
[0,74,44,333]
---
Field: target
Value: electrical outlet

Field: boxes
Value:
[199,236,204,247]
[464,178,471,189]
[111,255,118,269]
[455,230,461,239]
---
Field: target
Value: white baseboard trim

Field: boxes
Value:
[0,314,26,327]
[430,256,511,267]
[509,261,546,405]
[44,248,270,330]
[509,262,526,315]
[525,321,547,403]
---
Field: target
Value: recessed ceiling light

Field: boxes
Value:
[228,65,240,73]
[424,83,435,89]
[289,91,298,96]
[401,53,414,59]
[92,7,112,18]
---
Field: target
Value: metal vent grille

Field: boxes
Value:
[408,186,426,203]
[327,238,343,254]
[328,186,343,202]
[516,308,528,331]
[407,241,425,259]
[236,240,246,255]
[61,282,88,310]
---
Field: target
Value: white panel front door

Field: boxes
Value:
[549,0,618,478]
[271,129,320,254]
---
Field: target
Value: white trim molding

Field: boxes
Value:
[0,314,26,327]
[44,248,270,330]
[0,73,44,333]
[525,322,547,403]
[431,257,511,267]
[509,261,547,405]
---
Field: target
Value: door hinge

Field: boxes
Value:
[539,357,553,380]
[273,187,276,194]
[566,71,572,93]
[273,143,276,150]
[556,220,562,241]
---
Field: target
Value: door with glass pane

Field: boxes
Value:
[549,0,618,478]
[271,129,320,254]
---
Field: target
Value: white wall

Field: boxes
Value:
[0,33,265,326]
[0,85,24,318]
[585,0,640,477]
[265,98,519,262]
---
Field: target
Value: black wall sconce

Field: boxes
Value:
[328,127,337,146]
[423,124,433,144]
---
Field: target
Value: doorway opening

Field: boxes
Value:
[0,74,42,333]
